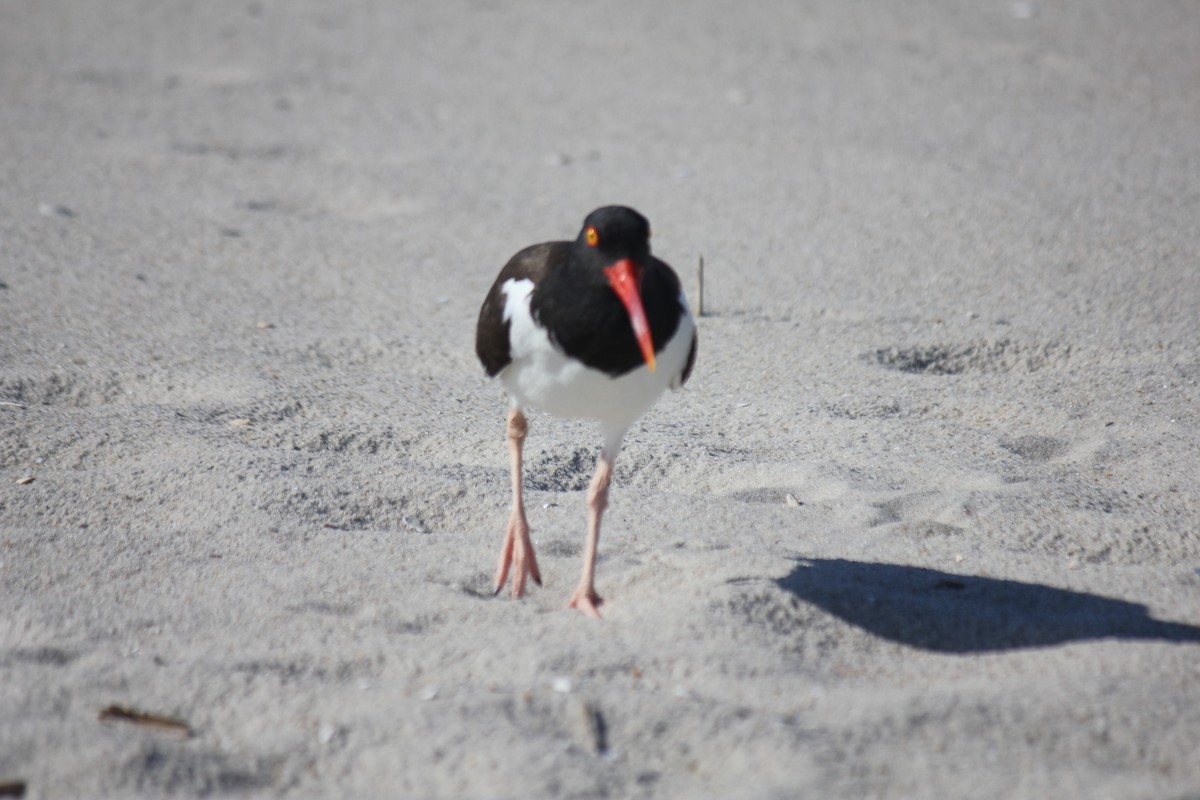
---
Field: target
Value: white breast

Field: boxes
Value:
[499,278,694,429]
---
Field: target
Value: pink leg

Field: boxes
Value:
[494,408,541,598]
[567,451,614,619]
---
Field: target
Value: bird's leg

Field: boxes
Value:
[494,407,541,597]
[567,449,615,619]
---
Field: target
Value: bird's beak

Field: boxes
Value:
[603,258,657,372]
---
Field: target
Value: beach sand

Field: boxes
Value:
[2,1,1198,797]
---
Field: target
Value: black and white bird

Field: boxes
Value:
[475,206,697,618]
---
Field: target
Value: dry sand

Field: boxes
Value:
[2,1,1199,797]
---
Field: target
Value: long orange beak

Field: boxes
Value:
[603,258,657,372]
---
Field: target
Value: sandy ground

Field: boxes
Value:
[2,1,1199,797]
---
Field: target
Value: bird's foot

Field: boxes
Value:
[566,584,604,619]
[494,510,541,598]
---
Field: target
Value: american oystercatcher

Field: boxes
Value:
[475,206,697,618]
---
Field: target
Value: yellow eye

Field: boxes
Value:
[585,226,599,247]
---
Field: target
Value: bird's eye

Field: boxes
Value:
[585,226,599,247]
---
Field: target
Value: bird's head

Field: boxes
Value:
[574,206,657,372]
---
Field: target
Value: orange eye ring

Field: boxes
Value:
[585,226,599,247]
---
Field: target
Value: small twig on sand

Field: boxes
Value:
[0,780,27,798]
[697,254,705,317]
[98,705,192,736]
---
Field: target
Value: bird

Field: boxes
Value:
[475,205,697,618]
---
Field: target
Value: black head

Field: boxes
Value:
[573,205,652,266]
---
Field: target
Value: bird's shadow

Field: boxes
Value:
[774,558,1200,653]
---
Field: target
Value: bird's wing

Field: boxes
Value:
[475,242,563,377]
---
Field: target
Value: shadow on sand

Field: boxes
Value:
[775,558,1200,653]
